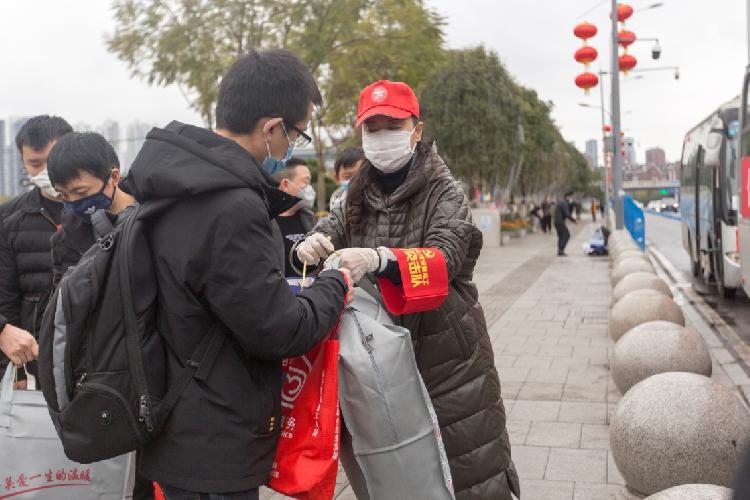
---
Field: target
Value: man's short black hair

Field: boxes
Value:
[48,132,120,186]
[565,191,574,198]
[14,115,73,152]
[286,157,308,169]
[334,147,365,177]
[215,49,322,134]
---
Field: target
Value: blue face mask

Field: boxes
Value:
[263,123,294,175]
[341,180,350,191]
[63,177,114,224]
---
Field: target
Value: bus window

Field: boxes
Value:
[727,120,739,216]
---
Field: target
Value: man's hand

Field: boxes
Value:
[0,324,39,366]
[338,268,354,305]
[297,233,334,265]
[327,248,379,283]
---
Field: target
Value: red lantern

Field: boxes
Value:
[619,54,637,74]
[618,30,636,49]
[574,46,598,65]
[574,22,598,41]
[575,72,599,95]
[617,3,634,23]
[603,124,612,133]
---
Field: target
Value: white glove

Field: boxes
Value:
[325,248,379,283]
[297,233,335,265]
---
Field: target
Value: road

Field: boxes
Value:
[645,212,750,342]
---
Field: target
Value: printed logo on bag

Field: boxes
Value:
[280,355,312,410]
[3,468,92,496]
[371,86,388,103]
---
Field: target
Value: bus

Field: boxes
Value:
[739,67,750,296]
[681,96,741,297]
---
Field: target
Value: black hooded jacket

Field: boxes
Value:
[127,121,348,492]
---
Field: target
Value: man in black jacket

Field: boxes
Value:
[127,49,351,500]
[0,116,72,383]
[554,191,578,256]
[272,159,316,276]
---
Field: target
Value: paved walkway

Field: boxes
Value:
[262,216,747,499]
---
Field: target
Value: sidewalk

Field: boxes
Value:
[261,217,748,499]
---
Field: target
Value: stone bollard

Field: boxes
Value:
[610,372,750,496]
[612,272,672,304]
[611,258,656,287]
[611,249,646,268]
[644,484,733,499]
[609,289,684,342]
[611,321,712,393]
[611,241,640,260]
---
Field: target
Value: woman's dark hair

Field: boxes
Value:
[15,115,72,152]
[47,132,119,186]
[334,147,365,178]
[215,49,322,134]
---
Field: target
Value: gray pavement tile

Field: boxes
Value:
[580,424,610,450]
[520,479,574,500]
[558,402,608,424]
[522,328,549,337]
[502,381,523,399]
[572,346,609,359]
[607,380,623,404]
[508,400,561,421]
[710,363,734,388]
[573,482,637,500]
[562,382,608,402]
[498,366,531,382]
[723,362,750,385]
[551,357,590,371]
[558,336,592,347]
[545,448,607,483]
[538,344,575,357]
[607,450,625,485]
[511,445,551,479]
[537,336,562,345]
[527,367,569,384]
[507,419,531,445]
[518,382,564,401]
[589,336,614,347]
[514,355,554,369]
[526,422,582,448]
[494,355,518,367]
[710,347,734,365]
[334,487,357,500]
[566,370,609,385]
[503,342,542,355]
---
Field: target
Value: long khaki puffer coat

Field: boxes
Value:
[313,142,520,499]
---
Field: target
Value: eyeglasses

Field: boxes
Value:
[284,122,312,149]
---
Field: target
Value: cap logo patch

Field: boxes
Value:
[371,86,388,103]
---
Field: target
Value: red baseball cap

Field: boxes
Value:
[355,80,420,127]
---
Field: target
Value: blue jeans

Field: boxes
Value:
[160,486,259,500]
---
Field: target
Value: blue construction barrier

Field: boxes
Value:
[623,195,645,250]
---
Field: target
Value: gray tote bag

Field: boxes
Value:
[0,364,134,499]
[338,288,454,500]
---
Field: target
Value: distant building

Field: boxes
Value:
[7,117,32,197]
[623,137,637,169]
[97,120,122,161]
[122,121,153,174]
[585,139,598,170]
[645,147,666,168]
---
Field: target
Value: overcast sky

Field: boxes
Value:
[0,0,746,163]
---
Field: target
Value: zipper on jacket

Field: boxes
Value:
[40,207,58,229]
[139,395,154,432]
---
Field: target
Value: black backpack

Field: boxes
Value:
[38,204,224,464]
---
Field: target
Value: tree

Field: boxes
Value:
[107,0,445,210]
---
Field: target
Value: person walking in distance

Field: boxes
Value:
[554,192,577,256]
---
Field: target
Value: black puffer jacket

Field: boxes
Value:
[128,121,348,493]
[50,211,95,288]
[313,143,520,500]
[0,187,61,372]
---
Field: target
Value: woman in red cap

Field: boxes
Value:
[297,80,520,500]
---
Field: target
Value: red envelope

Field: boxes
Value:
[378,248,449,315]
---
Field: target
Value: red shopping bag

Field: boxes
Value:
[268,328,340,500]
[378,248,449,315]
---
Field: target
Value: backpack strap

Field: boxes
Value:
[91,210,115,239]
[161,323,225,410]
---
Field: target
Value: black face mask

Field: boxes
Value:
[63,176,114,224]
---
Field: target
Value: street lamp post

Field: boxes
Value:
[610,0,624,229]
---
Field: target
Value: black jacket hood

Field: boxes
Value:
[128,121,298,218]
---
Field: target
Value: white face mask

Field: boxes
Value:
[362,126,416,174]
[296,184,316,210]
[29,169,61,198]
